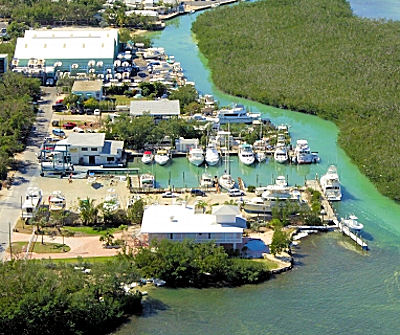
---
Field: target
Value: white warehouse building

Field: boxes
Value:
[55,133,124,166]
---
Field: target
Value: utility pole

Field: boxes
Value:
[8,222,12,260]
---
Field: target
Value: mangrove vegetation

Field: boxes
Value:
[193,0,400,201]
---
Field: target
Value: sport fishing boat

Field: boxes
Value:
[239,143,255,165]
[320,165,342,201]
[141,151,154,164]
[341,215,364,231]
[200,172,214,188]
[188,147,204,166]
[140,174,155,189]
[274,144,288,164]
[154,149,170,166]
[21,187,42,219]
[103,192,120,212]
[48,191,66,211]
[205,143,220,166]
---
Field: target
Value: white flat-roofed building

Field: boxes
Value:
[174,137,199,152]
[13,28,119,73]
[55,133,124,166]
[140,204,245,249]
[130,99,180,119]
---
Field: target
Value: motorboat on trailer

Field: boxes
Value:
[320,165,342,201]
[48,191,66,211]
[21,187,42,219]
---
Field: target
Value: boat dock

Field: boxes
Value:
[305,179,368,250]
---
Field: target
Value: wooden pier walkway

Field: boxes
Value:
[305,179,368,250]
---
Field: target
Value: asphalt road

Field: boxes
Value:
[0,86,57,260]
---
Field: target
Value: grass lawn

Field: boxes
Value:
[10,241,70,254]
[109,95,135,105]
[247,258,279,270]
[64,226,122,236]
[49,256,118,264]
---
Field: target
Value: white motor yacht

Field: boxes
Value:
[154,150,170,166]
[141,151,154,164]
[48,191,66,211]
[21,187,42,219]
[219,173,236,190]
[341,215,364,231]
[274,144,288,163]
[188,147,204,166]
[239,143,255,165]
[216,104,260,124]
[205,143,220,166]
[200,172,214,188]
[294,139,319,164]
[320,165,342,201]
[140,174,155,189]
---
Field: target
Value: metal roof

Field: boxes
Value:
[130,99,180,116]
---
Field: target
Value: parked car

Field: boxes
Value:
[137,72,147,78]
[161,191,180,198]
[191,189,206,197]
[52,128,65,137]
[56,98,64,104]
[94,109,101,116]
[51,120,60,127]
[85,109,94,115]
[52,103,66,112]
[63,122,77,130]
[72,126,85,133]
[228,188,245,197]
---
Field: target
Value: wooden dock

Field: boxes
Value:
[305,179,368,250]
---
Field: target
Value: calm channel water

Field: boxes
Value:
[115,2,400,334]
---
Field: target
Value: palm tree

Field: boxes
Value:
[196,200,208,214]
[78,197,98,226]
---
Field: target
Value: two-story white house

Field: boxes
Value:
[140,204,246,249]
[55,133,124,166]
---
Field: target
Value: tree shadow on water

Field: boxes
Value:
[140,297,169,318]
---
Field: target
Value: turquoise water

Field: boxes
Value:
[114,2,400,334]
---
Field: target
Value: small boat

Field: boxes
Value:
[140,174,155,189]
[274,144,288,163]
[103,192,119,212]
[48,191,66,211]
[255,151,267,163]
[205,143,220,166]
[320,165,342,201]
[341,215,364,231]
[21,187,42,219]
[239,143,255,165]
[154,149,170,166]
[219,173,235,190]
[188,147,204,166]
[200,172,214,188]
[141,151,154,164]
[153,278,166,287]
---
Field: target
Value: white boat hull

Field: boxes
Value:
[189,156,204,166]
[155,156,170,166]
[239,156,255,165]
[141,156,153,164]
[219,175,235,190]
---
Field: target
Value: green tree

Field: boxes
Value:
[78,198,99,226]
[127,199,144,224]
[168,85,198,111]
[270,228,290,255]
